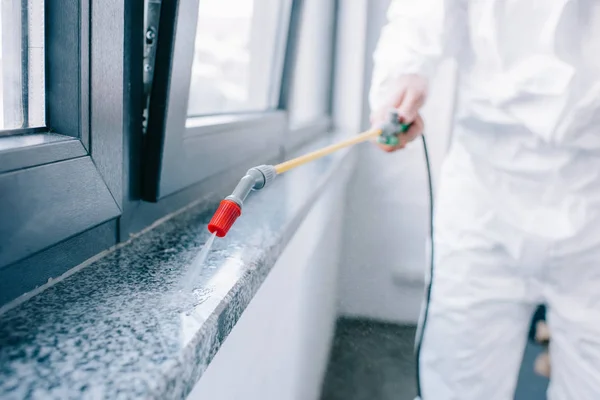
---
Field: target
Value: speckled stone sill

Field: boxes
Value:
[0,133,356,400]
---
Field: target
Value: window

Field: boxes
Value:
[0,0,341,305]
[143,0,338,200]
[0,0,45,132]
[187,0,286,116]
[143,0,292,201]
[288,0,335,127]
[0,0,125,304]
[274,0,336,150]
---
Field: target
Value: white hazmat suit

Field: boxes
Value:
[369,1,600,399]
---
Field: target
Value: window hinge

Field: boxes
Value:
[142,0,161,135]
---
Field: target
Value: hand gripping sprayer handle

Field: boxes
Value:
[208,110,411,237]
[377,110,411,146]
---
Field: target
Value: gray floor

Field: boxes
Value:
[320,318,549,400]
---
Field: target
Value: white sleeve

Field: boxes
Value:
[369,0,466,113]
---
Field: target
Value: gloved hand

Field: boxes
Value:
[370,74,427,152]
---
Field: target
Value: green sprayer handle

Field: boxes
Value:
[377,122,411,146]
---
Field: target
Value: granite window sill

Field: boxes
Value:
[0,132,356,400]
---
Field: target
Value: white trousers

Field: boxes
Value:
[416,141,600,400]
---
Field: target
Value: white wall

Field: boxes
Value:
[187,156,354,400]
[337,0,458,324]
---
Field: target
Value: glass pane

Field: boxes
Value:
[288,0,335,126]
[0,0,45,132]
[187,0,285,117]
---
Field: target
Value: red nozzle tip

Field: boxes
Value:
[207,200,241,237]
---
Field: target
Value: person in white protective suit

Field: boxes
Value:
[369,1,600,399]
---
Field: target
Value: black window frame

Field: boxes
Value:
[0,0,131,302]
[143,0,338,202]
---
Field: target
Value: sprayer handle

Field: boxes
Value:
[377,110,412,146]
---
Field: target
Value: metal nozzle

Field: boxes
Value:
[207,165,277,237]
[225,165,277,207]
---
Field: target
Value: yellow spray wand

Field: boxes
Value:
[207,111,410,237]
[274,128,382,174]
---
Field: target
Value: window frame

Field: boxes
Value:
[0,0,341,305]
[142,0,295,201]
[0,0,26,131]
[280,0,337,152]
[0,0,126,277]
